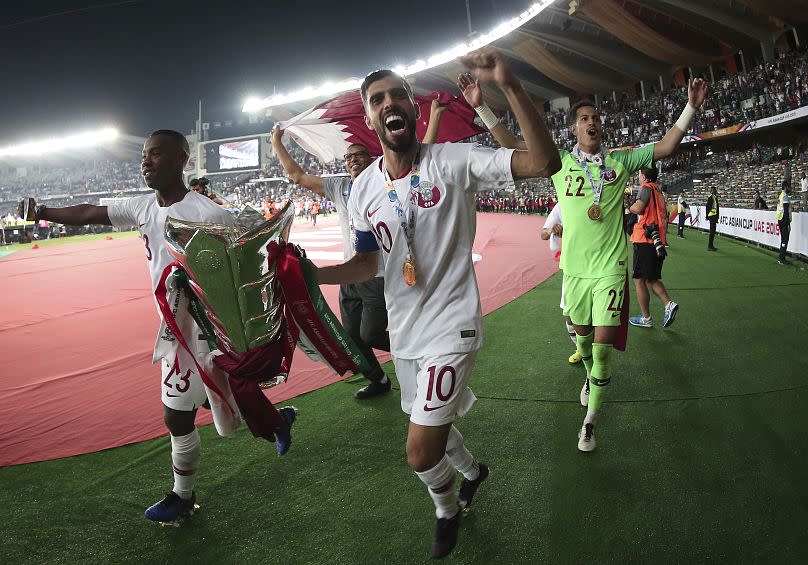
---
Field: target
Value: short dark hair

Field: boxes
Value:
[782,180,790,188]
[360,69,413,104]
[640,165,658,183]
[569,99,597,127]
[149,129,190,162]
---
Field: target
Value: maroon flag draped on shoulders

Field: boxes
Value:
[278,90,485,162]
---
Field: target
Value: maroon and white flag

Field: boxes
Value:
[278,90,485,162]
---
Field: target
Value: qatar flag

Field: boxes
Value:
[277,90,486,163]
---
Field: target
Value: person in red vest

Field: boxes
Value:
[628,166,679,328]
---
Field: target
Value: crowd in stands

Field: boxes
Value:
[539,48,808,150]
[4,47,808,242]
[684,151,807,211]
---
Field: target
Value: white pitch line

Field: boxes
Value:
[304,251,346,261]
[288,232,344,240]
[290,240,343,248]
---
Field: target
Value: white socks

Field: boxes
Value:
[415,455,459,519]
[445,425,480,481]
[565,320,577,345]
[171,429,201,500]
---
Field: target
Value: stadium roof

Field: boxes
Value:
[246,0,807,119]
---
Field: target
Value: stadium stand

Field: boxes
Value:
[2,49,807,227]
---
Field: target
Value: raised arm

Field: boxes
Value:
[653,78,708,161]
[457,72,526,150]
[460,49,561,180]
[421,98,447,144]
[18,198,111,226]
[270,125,325,196]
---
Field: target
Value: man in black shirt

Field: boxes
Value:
[753,190,767,210]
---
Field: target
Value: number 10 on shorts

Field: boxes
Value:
[425,365,457,407]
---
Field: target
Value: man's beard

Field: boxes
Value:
[375,116,416,153]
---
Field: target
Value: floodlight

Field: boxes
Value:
[242,0,553,112]
[0,127,119,157]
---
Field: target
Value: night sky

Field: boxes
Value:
[1,0,531,145]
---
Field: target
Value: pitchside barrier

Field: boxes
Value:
[672,207,807,257]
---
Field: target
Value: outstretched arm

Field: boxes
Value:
[19,198,111,226]
[271,125,325,196]
[653,78,708,161]
[422,98,447,144]
[316,251,378,285]
[457,73,527,150]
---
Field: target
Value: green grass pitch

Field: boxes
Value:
[1,227,806,564]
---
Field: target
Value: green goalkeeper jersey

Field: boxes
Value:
[552,144,654,278]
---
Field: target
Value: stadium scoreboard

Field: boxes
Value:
[196,134,271,176]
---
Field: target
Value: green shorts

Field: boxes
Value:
[562,273,626,327]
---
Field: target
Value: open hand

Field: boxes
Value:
[688,78,708,109]
[457,72,482,107]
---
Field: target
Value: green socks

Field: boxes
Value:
[587,343,613,413]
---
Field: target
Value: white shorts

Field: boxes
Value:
[393,351,478,427]
[161,345,208,411]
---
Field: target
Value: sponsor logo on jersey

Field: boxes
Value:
[423,403,443,412]
[367,206,381,218]
[460,330,476,338]
[416,181,441,209]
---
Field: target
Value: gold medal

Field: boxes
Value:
[587,204,602,221]
[402,258,417,286]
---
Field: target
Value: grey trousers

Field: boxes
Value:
[339,277,390,383]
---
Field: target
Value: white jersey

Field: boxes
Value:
[349,143,515,358]
[107,191,234,364]
[322,175,385,276]
[543,203,563,253]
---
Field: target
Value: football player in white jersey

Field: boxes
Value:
[19,130,297,525]
[540,203,585,363]
[316,48,561,558]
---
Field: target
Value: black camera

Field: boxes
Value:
[644,223,667,258]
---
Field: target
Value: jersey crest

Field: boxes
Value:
[416,181,441,209]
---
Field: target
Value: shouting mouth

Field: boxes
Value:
[384,112,407,136]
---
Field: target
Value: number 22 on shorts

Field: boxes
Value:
[607,287,624,318]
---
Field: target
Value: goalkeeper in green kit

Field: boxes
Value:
[554,81,707,452]
[459,73,707,451]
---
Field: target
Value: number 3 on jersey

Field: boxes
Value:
[565,175,585,197]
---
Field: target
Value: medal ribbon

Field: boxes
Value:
[381,143,421,263]
[572,145,608,207]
